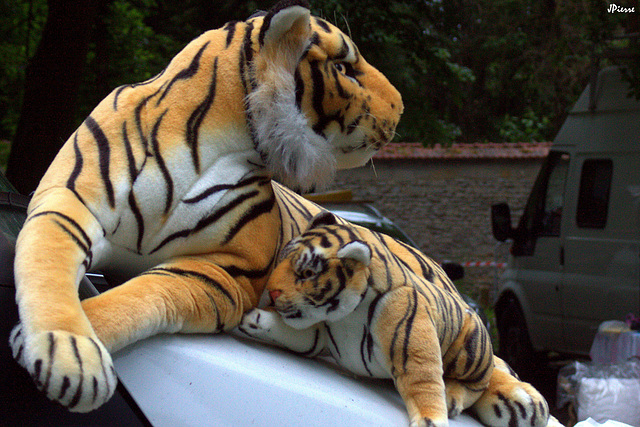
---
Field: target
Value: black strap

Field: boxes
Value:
[0,191,30,210]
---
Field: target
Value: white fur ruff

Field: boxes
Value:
[248,74,336,192]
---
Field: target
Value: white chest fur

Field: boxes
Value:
[324,291,389,378]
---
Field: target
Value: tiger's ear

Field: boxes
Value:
[259,0,311,73]
[337,241,371,267]
[308,211,337,231]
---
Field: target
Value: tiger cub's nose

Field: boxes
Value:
[269,289,282,302]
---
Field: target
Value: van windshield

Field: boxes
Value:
[513,151,570,256]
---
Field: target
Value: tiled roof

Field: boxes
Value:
[373,142,552,160]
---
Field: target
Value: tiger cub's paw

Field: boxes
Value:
[236,308,280,339]
[9,324,117,412]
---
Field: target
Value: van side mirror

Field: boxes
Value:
[441,261,464,281]
[491,203,514,242]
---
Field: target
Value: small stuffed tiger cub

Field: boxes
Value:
[237,212,561,427]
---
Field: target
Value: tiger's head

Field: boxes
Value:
[265,212,372,329]
[247,1,403,191]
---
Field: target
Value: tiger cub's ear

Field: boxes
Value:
[308,211,338,230]
[337,241,371,267]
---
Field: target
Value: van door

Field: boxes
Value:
[510,151,570,351]
[562,155,640,354]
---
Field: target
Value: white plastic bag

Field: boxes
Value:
[558,359,640,427]
[574,418,636,427]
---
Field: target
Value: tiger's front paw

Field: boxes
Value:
[410,417,448,427]
[9,324,117,412]
[474,381,549,427]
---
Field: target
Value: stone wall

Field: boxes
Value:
[327,158,542,292]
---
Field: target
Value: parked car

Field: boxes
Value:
[491,66,640,377]
[0,172,483,426]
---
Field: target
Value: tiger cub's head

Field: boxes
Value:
[247,1,403,191]
[266,212,372,329]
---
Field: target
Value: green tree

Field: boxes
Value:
[6,0,101,194]
[311,0,472,143]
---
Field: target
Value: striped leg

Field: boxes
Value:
[82,255,258,353]
[376,288,449,427]
[10,188,116,412]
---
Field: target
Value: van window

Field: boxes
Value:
[541,154,570,236]
[512,151,570,256]
[576,159,613,228]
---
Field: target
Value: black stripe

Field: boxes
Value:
[66,133,83,192]
[359,324,374,376]
[315,17,331,33]
[308,60,326,135]
[223,21,238,48]
[325,325,341,358]
[389,291,415,376]
[122,121,138,182]
[203,289,224,332]
[240,21,255,96]
[295,328,322,357]
[258,12,272,46]
[223,190,276,244]
[149,111,173,215]
[89,337,110,401]
[157,41,210,106]
[129,191,144,254]
[401,289,418,371]
[150,190,260,254]
[29,210,93,263]
[148,267,236,306]
[497,393,519,427]
[85,116,115,208]
[122,121,144,252]
[67,336,84,409]
[333,68,351,100]
[186,57,218,173]
[335,34,349,60]
[58,376,71,400]
[92,377,99,404]
[134,86,164,154]
[239,21,259,150]
[223,264,272,280]
[41,332,55,394]
[113,68,166,110]
[183,175,267,204]
[52,219,93,268]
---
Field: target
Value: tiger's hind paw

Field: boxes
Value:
[9,325,117,412]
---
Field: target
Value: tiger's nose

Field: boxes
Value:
[269,289,282,302]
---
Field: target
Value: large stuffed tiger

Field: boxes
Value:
[9,0,403,412]
[236,211,564,427]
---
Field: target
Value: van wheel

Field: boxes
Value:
[497,300,540,381]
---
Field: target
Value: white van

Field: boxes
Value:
[491,66,640,376]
